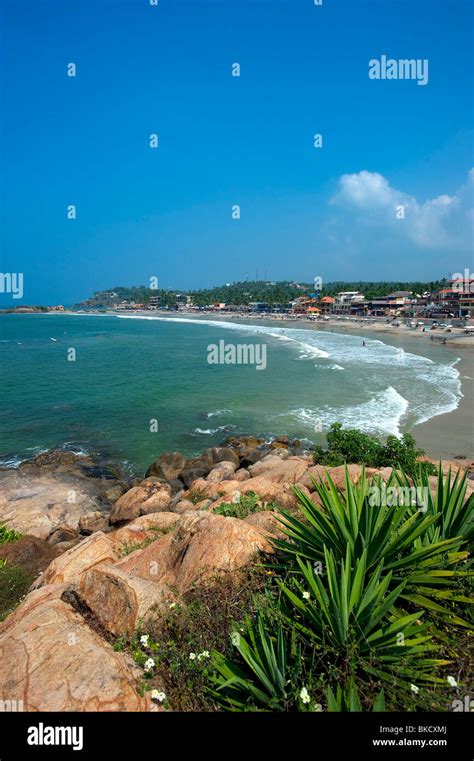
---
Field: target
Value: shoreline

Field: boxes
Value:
[3,309,473,461]
[114,309,473,460]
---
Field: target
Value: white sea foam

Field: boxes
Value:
[77,313,463,431]
[0,455,23,469]
[206,409,233,418]
[289,386,410,438]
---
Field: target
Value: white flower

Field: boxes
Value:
[144,657,155,671]
[231,632,241,647]
[151,689,166,703]
[189,653,197,661]
[302,591,310,600]
[140,635,149,647]
[410,683,419,694]
[300,687,311,704]
[200,650,210,659]
[447,676,458,688]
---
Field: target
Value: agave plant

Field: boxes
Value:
[209,613,302,711]
[278,546,448,687]
[273,468,472,625]
[326,679,385,712]
[394,463,474,546]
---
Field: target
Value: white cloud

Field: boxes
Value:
[330,168,474,251]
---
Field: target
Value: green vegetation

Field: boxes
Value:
[187,488,209,505]
[208,466,473,711]
[117,570,273,711]
[313,423,435,478]
[0,525,30,619]
[117,526,176,558]
[0,560,31,621]
[76,278,448,309]
[213,491,279,519]
[0,523,22,544]
[118,459,471,712]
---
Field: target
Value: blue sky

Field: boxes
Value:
[0,0,473,305]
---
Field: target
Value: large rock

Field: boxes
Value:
[109,482,171,524]
[116,511,274,591]
[140,489,172,515]
[0,468,111,541]
[0,584,149,711]
[205,461,238,483]
[109,512,178,550]
[79,564,173,636]
[173,499,199,513]
[79,510,110,535]
[211,447,240,468]
[244,511,286,540]
[248,455,309,483]
[239,450,266,468]
[180,458,214,489]
[184,475,298,509]
[225,436,263,451]
[33,532,116,588]
[145,451,186,480]
[47,525,79,545]
[301,464,366,491]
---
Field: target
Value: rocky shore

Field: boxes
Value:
[0,440,472,711]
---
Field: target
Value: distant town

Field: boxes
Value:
[3,276,474,321]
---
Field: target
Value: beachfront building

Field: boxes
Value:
[290,297,319,315]
[319,296,335,314]
[431,280,474,318]
[148,294,160,309]
[460,292,474,318]
[368,291,412,316]
[176,294,193,310]
[249,301,272,313]
[221,304,248,312]
[332,291,365,314]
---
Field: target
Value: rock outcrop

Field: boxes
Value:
[0,584,149,711]
[79,564,173,636]
[0,451,124,541]
[116,511,274,591]
[1,437,471,713]
[109,482,172,524]
[32,532,116,588]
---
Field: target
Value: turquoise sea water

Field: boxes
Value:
[0,313,462,475]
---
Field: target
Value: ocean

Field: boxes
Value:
[0,313,462,475]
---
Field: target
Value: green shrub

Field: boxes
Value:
[0,524,22,544]
[395,463,474,546]
[210,613,307,711]
[208,464,473,712]
[274,468,472,625]
[213,492,275,520]
[313,424,434,478]
[134,569,273,711]
[279,547,445,688]
[327,680,385,712]
[187,488,208,505]
[0,560,31,620]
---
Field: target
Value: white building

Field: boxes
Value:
[333,291,365,313]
